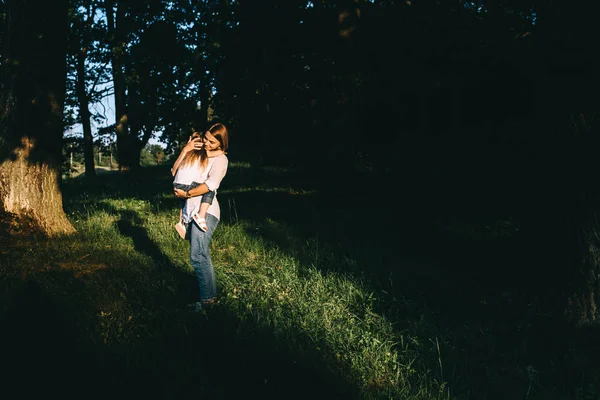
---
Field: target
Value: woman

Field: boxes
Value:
[172,130,223,236]
[172,123,229,310]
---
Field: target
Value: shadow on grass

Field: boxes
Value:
[0,197,351,399]
[113,208,198,306]
[214,165,600,400]
[0,278,98,398]
[51,163,600,399]
[0,278,349,398]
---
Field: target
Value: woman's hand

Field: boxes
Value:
[174,188,188,199]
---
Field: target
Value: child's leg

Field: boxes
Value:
[186,182,215,205]
[201,189,215,205]
[174,183,193,220]
[193,190,215,232]
[194,202,210,232]
[173,182,191,192]
[174,187,188,239]
[173,184,190,240]
[197,191,214,217]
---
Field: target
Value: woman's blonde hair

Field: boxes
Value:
[208,122,229,153]
[179,123,229,170]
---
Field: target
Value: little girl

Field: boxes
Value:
[172,131,224,238]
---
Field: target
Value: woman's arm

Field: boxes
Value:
[174,183,211,199]
[171,136,203,177]
[174,156,228,199]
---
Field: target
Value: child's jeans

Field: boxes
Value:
[173,182,215,211]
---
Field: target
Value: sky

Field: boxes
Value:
[70,87,165,148]
[69,1,535,147]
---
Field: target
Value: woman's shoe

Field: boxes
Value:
[187,301,203,313]
[201,298,216,306]
[187,299,216,316]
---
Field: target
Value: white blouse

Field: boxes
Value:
[175,154,228,222]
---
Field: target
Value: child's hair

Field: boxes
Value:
[179,123,228,170]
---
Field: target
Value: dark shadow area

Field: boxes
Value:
[1,181,352,398]
[113,208,198,306]
[214,153,600,399]
[21,160,597,399]
[0,279,99,398]
[60,165,176,203]
[0,278,351,399]
[3,0,599,397]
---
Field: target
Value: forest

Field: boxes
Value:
[1,1,599,399]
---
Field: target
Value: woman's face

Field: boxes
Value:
[203,131,221,151]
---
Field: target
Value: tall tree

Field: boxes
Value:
[69,3,102,179]
[104,0,191,169]
[104,0,131,170]
[0,0,74,235]
[156,0,233,153]
[65,2,117,178]
[75,33,96,178]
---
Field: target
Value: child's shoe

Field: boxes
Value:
[192,213,208,232]
[175,220,187,239]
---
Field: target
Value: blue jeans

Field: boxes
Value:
[187,213,219,302]
[173,182,215,208]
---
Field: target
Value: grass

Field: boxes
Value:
[1,162,599,399]
[0,163,450,400]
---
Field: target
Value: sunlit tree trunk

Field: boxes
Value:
[0,0,75,235]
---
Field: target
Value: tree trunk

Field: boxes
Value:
[122,67,149,172]
[0,0,75,236]
[563,115,600,325]
[197,71,210,130]
[450,79,462,133]
[565,199,600,325]
[76,47,96,178]
[106,0,130,171]
[126,112,142,171]
[531,3,600,326]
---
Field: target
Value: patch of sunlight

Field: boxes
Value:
[229,161,253,169]
[101,198,153,213]
[262,165,293,173]
[57,262,109,278]
[227,162,292,174]
[220,186,316,196]
[211,221,449,399]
